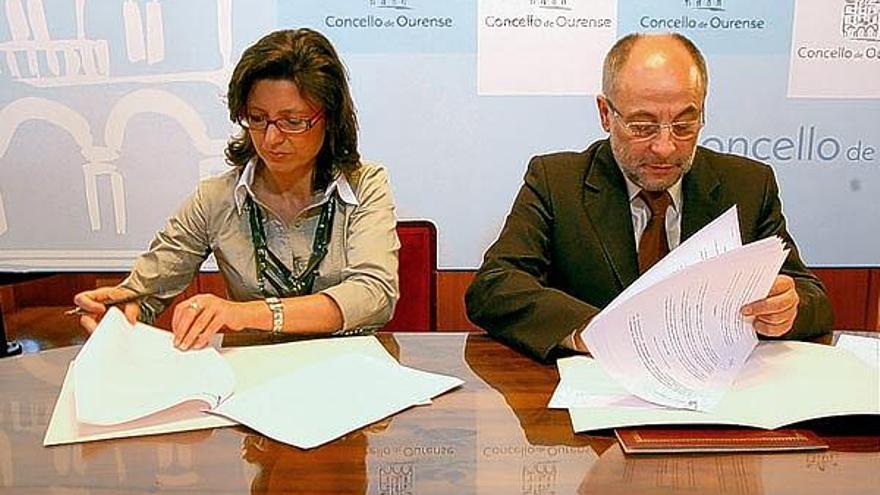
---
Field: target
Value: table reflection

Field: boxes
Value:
[242,432,369,494]
[579,442,880,495]
[361,333,599,494]
[0,333,877,494]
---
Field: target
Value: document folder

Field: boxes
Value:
[615,427,828,454]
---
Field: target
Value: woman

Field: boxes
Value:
[73,29,399,350]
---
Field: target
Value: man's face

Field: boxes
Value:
[598,40,705,192]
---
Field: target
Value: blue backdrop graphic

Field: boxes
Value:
[0,0,877,270]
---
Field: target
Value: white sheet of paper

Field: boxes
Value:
[220,335,399,390]
[73,307,235,425]
[211,352,463,449]
[43,363,236,446]
[566,341,880,431]
[582,213,787,411]
[836,334,880,369]
[548,356,661,410]
[548,383,662,410]
[607,206,742,312]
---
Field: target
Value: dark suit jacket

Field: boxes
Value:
[466,140,833,362]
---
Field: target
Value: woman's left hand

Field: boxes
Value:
[172,294,246,350]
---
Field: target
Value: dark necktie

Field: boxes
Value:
[637,190,673,274]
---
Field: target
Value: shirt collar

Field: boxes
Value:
[623,173,683,212]
[233,159,359,214]
[233,159,259,213]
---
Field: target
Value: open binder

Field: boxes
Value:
[45,308,463,449]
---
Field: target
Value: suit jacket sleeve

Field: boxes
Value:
[466,156,597,362]
[753,168,834,340]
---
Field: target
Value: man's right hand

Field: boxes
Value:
[73,286,140,333]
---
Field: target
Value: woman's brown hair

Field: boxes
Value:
[225,28,360,191]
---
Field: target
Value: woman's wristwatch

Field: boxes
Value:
[265,297,284,333]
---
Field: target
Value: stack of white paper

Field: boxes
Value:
[581,207,788,411]
[44,311,464,449]
[555,341,880,431]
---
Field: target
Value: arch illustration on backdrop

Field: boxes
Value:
[0,91,226,237]
[0,0,236,239]
[0,0,233,87]
[0,97,95,236]
[97,88,227,234]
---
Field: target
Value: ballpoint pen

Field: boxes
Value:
[65,292,154,316]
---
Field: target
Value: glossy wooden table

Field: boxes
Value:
[0,332,877,494]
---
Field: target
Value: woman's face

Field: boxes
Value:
[244,79,326,177]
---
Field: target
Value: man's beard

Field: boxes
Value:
[610,137,697,192]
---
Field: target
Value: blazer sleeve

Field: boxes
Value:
[466,156,598,362]
[755,168,834,340]
[120,183,211,323]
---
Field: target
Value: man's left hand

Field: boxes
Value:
[741,275,799,337]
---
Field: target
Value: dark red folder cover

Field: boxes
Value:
[615,427,829,454]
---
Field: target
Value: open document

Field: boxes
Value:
[581,207,788,411]
[44,308,236,445]
[45,310,463,448]
[554,341,880,431]
[73,308,235,425]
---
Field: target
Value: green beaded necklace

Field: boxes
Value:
[246,194,336,298]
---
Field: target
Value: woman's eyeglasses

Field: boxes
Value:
[239,110,324,134]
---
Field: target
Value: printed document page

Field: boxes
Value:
[607,206,742,312]
[582,210,787,411]
[565,341,880,431]
[73,307,235,425]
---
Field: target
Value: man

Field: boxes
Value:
[465,32,833,362]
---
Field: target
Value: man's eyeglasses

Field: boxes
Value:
[239,109,324,134]
[604,98,703,141]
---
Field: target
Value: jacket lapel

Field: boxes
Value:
[582,141,639,289]
[681,148,723,241]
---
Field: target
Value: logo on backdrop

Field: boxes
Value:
[370,0,413,10]
[842,0,880,42]
[324,1,453,29]
[639,1,765,32]
[477,0,615,95]
[683,0,726,12]
[794,1,880,62]
[530,0,573,11]
[788,0,880,97]
[482,0,611,29]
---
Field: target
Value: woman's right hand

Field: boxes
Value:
[73,286,141,333]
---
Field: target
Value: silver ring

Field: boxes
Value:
[189,301,200,311]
